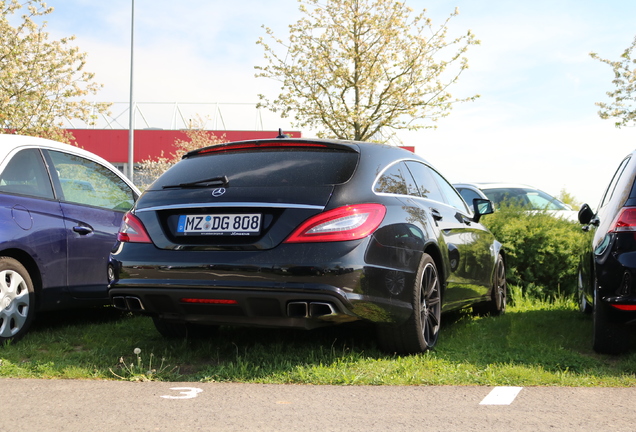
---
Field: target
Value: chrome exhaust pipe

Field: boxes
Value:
[287,301,308,318]
[309,302,337,317]
[125,296,145,311]
[112,296,127,310]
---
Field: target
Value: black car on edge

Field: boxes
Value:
[578,150,636,354]
[108,137,506,354]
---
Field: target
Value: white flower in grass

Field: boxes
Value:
[134,348,141,355]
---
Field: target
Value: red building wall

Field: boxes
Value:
[68,129,302,163]
[68,129,414,166]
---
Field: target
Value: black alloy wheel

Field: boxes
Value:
[376,253,441,354]
[492,255,507,315]
[473,254,507,317]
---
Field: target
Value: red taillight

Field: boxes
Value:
[610,207,636,233]
[610,304,636,311]
[117,212,152,243]
[284,203,386,243]
[180,298,238,305]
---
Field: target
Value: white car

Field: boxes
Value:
[453,182,578,222]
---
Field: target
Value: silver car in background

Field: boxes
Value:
[453,182,578,222]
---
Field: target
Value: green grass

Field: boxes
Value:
[1,292,636,385]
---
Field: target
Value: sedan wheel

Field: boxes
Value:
[376,253,441,354]
[473,254,506,316]
[492,255,507,315]
[0,257,35,343]
[577,270,593,314]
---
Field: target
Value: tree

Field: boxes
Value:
[557,188,581,211]
[590,36,636,128]
[0,0,108,142]
[256,0,479,142]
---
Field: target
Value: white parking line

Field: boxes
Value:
[479,386,523,405]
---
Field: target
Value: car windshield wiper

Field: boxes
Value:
[162,175,229,189]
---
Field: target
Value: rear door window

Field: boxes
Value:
[0,149,54,199]
[427,167,470,213]
[374,162,417,196]
[403,161,445,203]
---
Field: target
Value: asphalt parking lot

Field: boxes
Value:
[4,379,636,431]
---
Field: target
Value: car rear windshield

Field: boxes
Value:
[149,148,359,190]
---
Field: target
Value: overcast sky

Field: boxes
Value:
[38,0,636,206]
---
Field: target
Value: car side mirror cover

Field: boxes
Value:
[472,198,494,223]
[578,203,595,225]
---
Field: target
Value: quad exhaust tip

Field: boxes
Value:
[114,296,336,318]
[112,296,145,312]
[287,301,337,318]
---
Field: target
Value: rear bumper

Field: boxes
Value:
[110,285,365,329]
[108,241,418,328]
[597,246,636,323]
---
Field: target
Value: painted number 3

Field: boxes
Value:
[161,387,203,399]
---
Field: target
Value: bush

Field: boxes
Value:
[481,204,588,299]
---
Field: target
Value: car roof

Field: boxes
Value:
[0,134,140,193]
[0,134,98,160]
[186,136,421,157]
[186,136,436,170]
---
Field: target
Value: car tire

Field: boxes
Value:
[376,253,441,354]
[577,270,593,314]
[474,254,507,317]
[152,317,218,340]
[0,257,35,344]
[592,290,630,355]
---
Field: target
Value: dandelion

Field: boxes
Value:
[110,348,177,381]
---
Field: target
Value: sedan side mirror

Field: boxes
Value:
[472,198,494,223]
[578,203,595,225]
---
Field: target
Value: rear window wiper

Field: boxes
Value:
[162,175,229,189]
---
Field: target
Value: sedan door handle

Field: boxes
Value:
[73,226,93,235]
[430,208,443,221]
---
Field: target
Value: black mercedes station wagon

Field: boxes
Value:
[109,137,506,354]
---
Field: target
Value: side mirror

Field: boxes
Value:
[472,198,494,223]
[578,203,595,225]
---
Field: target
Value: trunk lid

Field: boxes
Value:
[135,141,359,250]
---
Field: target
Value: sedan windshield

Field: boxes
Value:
[483,188,568,210]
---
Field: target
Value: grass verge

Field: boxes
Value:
[1,292,635,385]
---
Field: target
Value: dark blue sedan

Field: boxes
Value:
[0,135,139,343]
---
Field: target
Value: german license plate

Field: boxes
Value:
[176,214,261,236]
